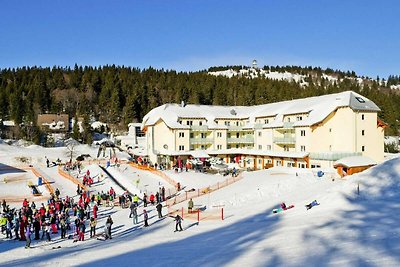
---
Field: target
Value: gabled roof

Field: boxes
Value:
[142,91,381,129]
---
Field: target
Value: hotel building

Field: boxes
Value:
[141,91,385,170]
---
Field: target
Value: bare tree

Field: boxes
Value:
[65,138,80,162]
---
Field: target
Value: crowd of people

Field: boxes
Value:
[0,158,192,250]
[0,184,115,249]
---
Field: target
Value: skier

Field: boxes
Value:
[105,215,113,239]
[129,202,136,218]
[305,200,320,210]
[143,193,148,207]
[90,217,97,238]
[93,204,98,219]
[156,203,163,218]
[143,209,149,227]
[132,205,138,225]
[133,194,139,206]
[25,224,32,249]
[60,217,67,239]
[174,214,183,232]
[188,198,194,213]
[78,220,86,241]
[149,194,155,205]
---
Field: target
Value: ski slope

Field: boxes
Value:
[1,142,400,266]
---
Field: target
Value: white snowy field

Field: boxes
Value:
[1,142,400,266]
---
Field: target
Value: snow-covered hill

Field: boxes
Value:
[1,142,400,266]
[208,67,400,90]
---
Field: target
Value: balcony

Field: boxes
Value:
[283,122,294,129]
[227,125,244,131]
[273,134,296,144]
[189,138,213,145]
[190,125,209,131]
[227,136,254,144]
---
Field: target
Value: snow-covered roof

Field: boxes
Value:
[142,91,380,129]
[91,121,107,130]
[334,156,377,168]
[0,120,15,126]
[190,150,210,158]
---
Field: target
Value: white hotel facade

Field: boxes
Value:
[141,91,385,170]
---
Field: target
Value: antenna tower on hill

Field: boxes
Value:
[252,59,258,69]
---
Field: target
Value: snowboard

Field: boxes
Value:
[52,246,62,250]
[272,205,294,213]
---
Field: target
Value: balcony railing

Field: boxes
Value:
[190,125,209,131]
[273,135,296,144]
[283,122,294,129]
[227,136,254,144]
[189,138,213,145]
[227,125,244,131]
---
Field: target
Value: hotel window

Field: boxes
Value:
[217,145,222,149]
[199,121,203,126]
[287,162,295,167]
[236,121,239,126]
[236,133,240,138]
[179,145,184,151]
[301,145,306,152]
[190,133,194,138]
[267,145,271,150]
[179,132,185,138]
[201,133,206,138]
[284,146,289,151]
[362,130,365,136]
[258,132,262,137]
[300,130,306,136]
[258,145,262,150]
[362,146,365,152]
[217,132,222,138]
[288,118,291,122]
[329,128,332,133]
[362,114,365,120]
[297,116,302,121]
[259,159,262,165]
[227,145,231,149]
[236,144,239,148]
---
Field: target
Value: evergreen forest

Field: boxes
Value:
[0,65,399,144]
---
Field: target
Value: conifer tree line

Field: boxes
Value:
[0,64,399,144]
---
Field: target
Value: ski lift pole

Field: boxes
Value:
[181,207,184,219]
[221,208,224,220]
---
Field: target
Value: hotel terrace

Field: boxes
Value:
[141,91,385,170]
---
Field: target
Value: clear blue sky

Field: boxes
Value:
[0,0,399,78]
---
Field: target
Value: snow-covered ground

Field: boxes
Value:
[1,142,400,266]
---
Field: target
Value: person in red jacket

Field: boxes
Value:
[93,204,98,219]
[149,194,155,205]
